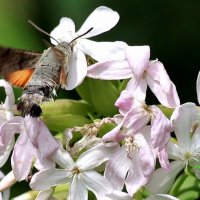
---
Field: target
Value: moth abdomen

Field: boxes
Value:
[17,81,59,117]
[17,92,43,117]
[17,100,42,118]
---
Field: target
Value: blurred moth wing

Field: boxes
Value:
[0,42,72,117]
[0,47,40,87]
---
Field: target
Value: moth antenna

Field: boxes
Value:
[69,27,93,44]
[28,20,60,45]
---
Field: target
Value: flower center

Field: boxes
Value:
[183,151,192,161]
[71,166,81,175]
[143,104,153,119]
[124,136,141,159]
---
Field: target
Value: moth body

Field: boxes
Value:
[17,42,72,117]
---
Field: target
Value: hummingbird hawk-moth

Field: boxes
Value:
[0,21,92,117]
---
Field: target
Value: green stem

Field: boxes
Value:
[169,172,187,196]
[133,188,144,200]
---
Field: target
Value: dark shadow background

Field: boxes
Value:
[0,0,200,197]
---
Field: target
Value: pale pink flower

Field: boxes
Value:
[87,46,180,108]
[0,80,14,124]
[0,80,15,167]
[0,116,58,181]
[50,6,127,90]
[103,90,171,169]
[104,131,155,196]
[146,103,200,194]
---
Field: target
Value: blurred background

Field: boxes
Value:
[1,0,200,197]
[1,0,200,104]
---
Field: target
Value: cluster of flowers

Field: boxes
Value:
[0,6,199,200]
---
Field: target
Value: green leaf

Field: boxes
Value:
[12,190,38,200]
[119,79,130,92]
[157,105,174,118]
[76,78,93,104]
[89,79,119,116]
[43,114,91,132]
[170,174,200,200]
[98,123,116,138]
[53,183,69,200]
[41,99,94,117]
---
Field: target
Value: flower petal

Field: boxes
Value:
[157,148,170,170]
[68,175,88,200]
[191,126,200,151]
[37,119,58,158]
[145,194,180,200]
[0,80,14,112]
[167,142,183,160]
[197,71,200,104]
[170,103,196,150]
[76,6,119,38]
[0,116,23,152]
[137,133,155,177]
[24,116,39,146]
[34,153,55,171]
[30,169,71,190]
[125,46,150,77]
[0,139,14,168]
[104,147,129,191]
[106,191,132,200]
[0,171,16,194]
[122,101,150,133]
[115,90,134,115]
[76,143,119,170]
[50,17,75,45]
[125,134,155,196]
[125,77,147,101]
[102,122,125,142]
[146,61,180,108]
[11,134,35,181]
[87,60,132,80]
[65,47,87,90]
[125,157,147,196]
[145,160,184,194]
[82,170,112,198]
[78,39,127,62]
[150,106,171,150]
[51,146,75,169]
[35,189,54,200]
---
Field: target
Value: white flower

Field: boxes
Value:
[50,6,127,90]
[146,103,200,194]
[30,143,130,200]
[0,80,14,124]
[87,46,180,108]
[0,116,58,181]
[145,194,180,200]
[0,80,15,168]
[104,131,155,196]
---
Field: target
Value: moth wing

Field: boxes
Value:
[0,46,41,87]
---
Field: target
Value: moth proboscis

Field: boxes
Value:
[0,21,93,117]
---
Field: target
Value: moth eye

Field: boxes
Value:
[55,49,64,58]
[56,51,62,56]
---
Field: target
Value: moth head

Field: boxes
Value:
[28,20,93,54]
